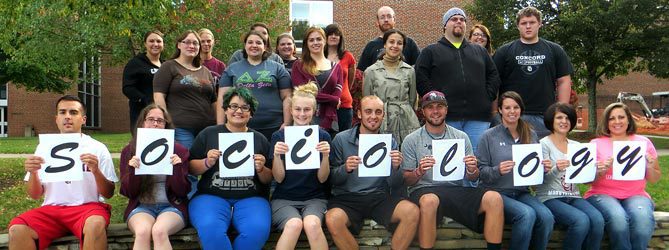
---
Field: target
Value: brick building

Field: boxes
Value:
[3,58,128,137]
[1,0,666,137]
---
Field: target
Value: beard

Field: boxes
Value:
[425,117,445,127]
[361,122,381,133]
[379,24,394,33]
[452,28,464,38]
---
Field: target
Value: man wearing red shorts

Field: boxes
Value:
[8,95,118,250]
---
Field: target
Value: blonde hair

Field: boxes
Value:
[290,81,318,108]
[198,28,214,39]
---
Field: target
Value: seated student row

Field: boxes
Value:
[10,85,661,250]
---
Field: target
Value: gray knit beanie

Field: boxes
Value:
[442,7,467,26]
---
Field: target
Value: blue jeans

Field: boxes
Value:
[337,108,353,132]
[587,194,655,250]
[522,114,550,139]
[127,203,185,223]
[189,194,271,250]
[501,191,554,250]
[544,197,604,250]
[446,120,489,188]
[175,127,199,199]
[446,119,490,153]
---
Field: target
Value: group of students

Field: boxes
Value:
[6,4,663,250]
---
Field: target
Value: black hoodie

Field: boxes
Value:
[415,37,500,121]
[122,52,162,103]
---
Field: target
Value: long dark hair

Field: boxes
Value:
[128,104,174,202]
[324,23,346,59]
[498,91,533,144]
[170,30,202,67]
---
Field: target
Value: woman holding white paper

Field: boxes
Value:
[534,103,604,250]
[269,82,331,250]
[585,102,661,250]
[188,87,272,250]
[476,91,554,250]
[120,104,191,250]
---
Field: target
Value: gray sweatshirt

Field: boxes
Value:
[329,125,403,196]
[534,137,582,202]
[401,125,474,195]
[476,124,538,194]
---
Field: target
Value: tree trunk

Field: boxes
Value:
[587,77,598,132]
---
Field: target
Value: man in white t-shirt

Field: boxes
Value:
[8,95,118,250]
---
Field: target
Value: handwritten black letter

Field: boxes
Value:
[569,147,594,179]
[223,140,251,169]
[439,143,458,176]
[363,142,387,168]
[140,138,169,166]
[616,145,642,176]
[45,142,79,173]
[517,152,540,177]
[291,128,313,165]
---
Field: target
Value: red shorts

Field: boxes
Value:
[9,202,111,249]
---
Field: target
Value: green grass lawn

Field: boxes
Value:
[0,133,131,154]
[571,131,669,148]
[0,158,126,233]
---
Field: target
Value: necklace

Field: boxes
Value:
[424,127,446,140]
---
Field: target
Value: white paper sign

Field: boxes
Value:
[285,125,319,170]
[512,144,544,186]
[432,139,465,181]
[135,128,174,175]
[35,134,84,183]
[218,132,255,177]
[612,141,647,181]
[566,143,597,183]
[358,134,392,177]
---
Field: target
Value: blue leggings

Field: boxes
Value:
[189,194,271,250]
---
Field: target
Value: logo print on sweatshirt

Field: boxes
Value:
[236,72,255,83]
[515,50,545,75]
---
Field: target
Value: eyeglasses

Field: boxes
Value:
[180,40,200,46]
[471,32,488,38]
[228,104,251,112]
[145,117,166,125]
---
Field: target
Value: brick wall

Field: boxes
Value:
[7,84,76,136]
[333,0,464,59]
[100,62,130,134]
[6,56,130,137]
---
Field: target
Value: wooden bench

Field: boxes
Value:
[1,212,668,249]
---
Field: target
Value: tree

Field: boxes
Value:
[467,0,669,131]
[0,0,289,93]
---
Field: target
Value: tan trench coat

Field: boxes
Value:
[363,60,420,145]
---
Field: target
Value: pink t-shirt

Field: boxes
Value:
[584,135,657,199]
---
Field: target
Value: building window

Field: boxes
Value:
[77,57,101,128]
[290,0,333,50]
